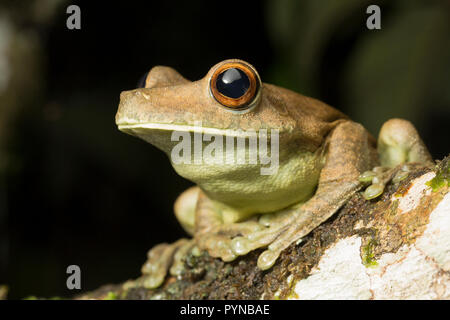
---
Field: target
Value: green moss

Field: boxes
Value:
[426,158,450,192]
[104,291,118,300]
[361,239,379,268]
[22,295,61,300]
[166,283,180,296]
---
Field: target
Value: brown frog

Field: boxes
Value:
[116,59,431,288]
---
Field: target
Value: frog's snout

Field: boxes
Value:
[116,89,143,128]
[116,86,174,131]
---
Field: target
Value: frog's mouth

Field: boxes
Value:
[117,122,280,165]
[118,122,261,138]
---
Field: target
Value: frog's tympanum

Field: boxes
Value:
[116,59,432,288]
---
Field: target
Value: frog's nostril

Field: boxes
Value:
[139,91,150,100]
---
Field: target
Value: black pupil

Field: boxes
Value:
[216,68,250,99]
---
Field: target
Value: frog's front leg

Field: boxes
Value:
[232,121,378,270]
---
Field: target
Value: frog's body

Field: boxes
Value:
[116,59,431,289]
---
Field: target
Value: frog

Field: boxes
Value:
[115,59,432,289]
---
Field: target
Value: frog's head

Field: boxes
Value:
[116,59,268,145]
[116,59,346,187]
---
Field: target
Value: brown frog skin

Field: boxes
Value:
[115,59,432,289]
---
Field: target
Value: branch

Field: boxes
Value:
[80,156,450,300]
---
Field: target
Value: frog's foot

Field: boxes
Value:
[195,218,266,262]
[195,208,300,269]
[359,164,412,200]
[362,118,433,200]
[139,238,194,289]
[227,209,302,270]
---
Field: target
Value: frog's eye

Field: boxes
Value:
[137,71,149,88]
[210,62,261,110]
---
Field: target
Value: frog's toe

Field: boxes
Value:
[360,164,412,200]
[230,211,299,258]
[392,164,412,183]
[257,249,282,270]
[358,171,375,183]
[195,220,268,262]
[363,182,385,200]
[360,167,390,200]
[169,240,195,277]
[196,233,237,262]
[141,238,190,289]
[230,233,272,256]
[230,224,288,256]
[258,208,293,227]
[257,223,303,270]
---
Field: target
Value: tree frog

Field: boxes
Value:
[116,59,431,288]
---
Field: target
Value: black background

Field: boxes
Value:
[1,0,448,299]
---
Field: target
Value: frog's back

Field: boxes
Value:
[264,84,347,122]
[263,83,351,150]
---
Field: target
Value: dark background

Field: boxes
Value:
[0,0,448,299]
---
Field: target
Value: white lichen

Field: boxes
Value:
[290,236,372,300]
[394,171,435,213]
[289,174,450,300]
